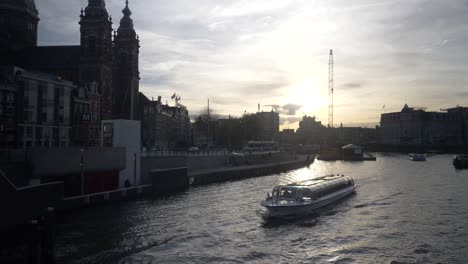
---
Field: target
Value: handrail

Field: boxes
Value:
[0,168,17,191]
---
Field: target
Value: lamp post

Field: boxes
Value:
[80,148,84,195]
[133,152,137,186]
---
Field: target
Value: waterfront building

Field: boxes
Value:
[255,110,279,141]
[140,93,170,150]
[296,115,326,144]
[0,0,142,148]
[336,125,376,145]
[71,82,101,147]
[446,106,468,145]
[164,104,192,148]
[379,104,465,145]
[140,93,192,150]
[193,126,212,149]
[0,68,17,147]
[0,66,74,148]
[279,129,297,145]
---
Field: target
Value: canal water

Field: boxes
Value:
[56,154,468,263]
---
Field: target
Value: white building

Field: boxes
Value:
[101,119,141,188]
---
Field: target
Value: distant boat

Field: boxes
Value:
[363,153,377,161]
[260,175,356,219]
[453,155,468,169]
[409,153,427,161]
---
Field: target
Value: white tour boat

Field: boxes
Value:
[261,175,356,218]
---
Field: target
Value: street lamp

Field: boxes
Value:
[80,148,84,195]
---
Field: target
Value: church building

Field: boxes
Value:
[0,0,140,147]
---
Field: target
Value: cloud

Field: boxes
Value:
[263,104,281,112]
[456,91,468,97]
[281,104,302,115]
[341,82,365,90]
[35,0,468,128]
[280,116,303,126]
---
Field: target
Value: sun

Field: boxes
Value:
[288,78,328,116]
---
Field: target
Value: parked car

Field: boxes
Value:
[187,147,199,152]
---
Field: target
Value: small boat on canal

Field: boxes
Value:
[409,153,427,161]
[260,175,356,218]
[453,155,468,169]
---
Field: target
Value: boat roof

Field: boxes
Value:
[280,175,351,189]
[342,144,363,149]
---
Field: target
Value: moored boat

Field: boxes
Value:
[453,155,468,169]
[260,175,356,218]
[409,153,427,161]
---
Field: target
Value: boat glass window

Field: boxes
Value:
[279,188,296,199]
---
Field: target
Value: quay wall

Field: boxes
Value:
[365,144,468,154]
[150,167,189,194]
[59,185,153,211]
[141,152,297,179]
[0,171,64,233]
[2,152,303,231]
[187,155,229,171]
[59,167,189,211]
[141,156,187,184]
[191,157,311,186]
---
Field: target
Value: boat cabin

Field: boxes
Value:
[268,176,355,204]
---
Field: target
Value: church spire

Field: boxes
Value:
[117,0,136,38]
[84,0,108,17]
[119,0,134,30]
[113,0,140,120]
[123,0,131,16]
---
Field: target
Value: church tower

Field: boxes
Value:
[0,0,39,55]
[79,0,114,119]
[113,0,140,120]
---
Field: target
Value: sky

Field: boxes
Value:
[36,0,468,129]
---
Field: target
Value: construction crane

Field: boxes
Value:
[328,49,334,128]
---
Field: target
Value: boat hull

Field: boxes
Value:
[453,155,468,169]
[261,185,356,218]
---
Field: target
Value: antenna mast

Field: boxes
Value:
[328,49,334,128]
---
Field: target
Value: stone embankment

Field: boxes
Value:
[189,156,313,185]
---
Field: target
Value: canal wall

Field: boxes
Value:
[141,152,296,176]
[190,156,312,186]
[0,169,64,233]
[58,167,189,211]
[365,143,468,154]
[150,167,189,194]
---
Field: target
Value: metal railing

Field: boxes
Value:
[0,148,27,163]
[141,149,233,158]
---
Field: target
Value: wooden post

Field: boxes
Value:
[40,207,56,264]
[27,220,41,264]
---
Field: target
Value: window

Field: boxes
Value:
[88,36,96,55]
[103,123,114,147]
[63,88,71,123]
[61,127,68,139]
[25,126,33,138]
[24,81,38,122]
[36,127,42,147]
